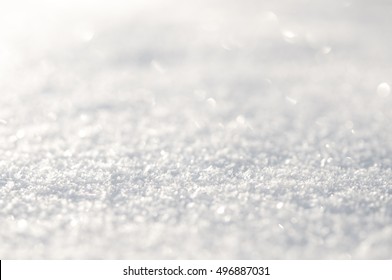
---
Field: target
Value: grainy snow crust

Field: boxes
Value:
[0,0,392,259]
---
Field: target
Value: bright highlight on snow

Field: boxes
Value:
[377,82,390,97]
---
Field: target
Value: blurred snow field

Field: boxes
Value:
[0,0,392,258]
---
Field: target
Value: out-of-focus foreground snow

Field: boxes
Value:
[1,0,392,259]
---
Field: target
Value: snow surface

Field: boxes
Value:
[1,0,392,259]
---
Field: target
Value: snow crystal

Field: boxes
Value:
[216,206,226,214]
[285,96,298,105]
[377,82,390,97]
[206,98,217,109]
[281,30,297,43]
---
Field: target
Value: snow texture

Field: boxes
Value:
[1,0,392,259]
